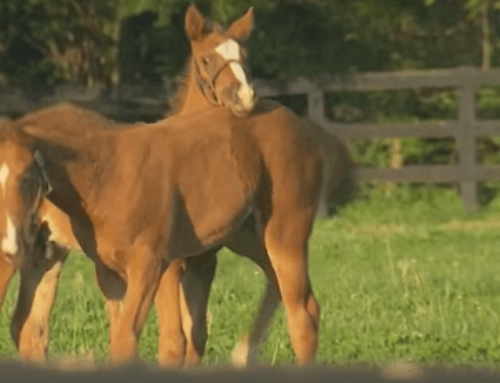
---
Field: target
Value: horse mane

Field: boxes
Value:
[166,56,195,117]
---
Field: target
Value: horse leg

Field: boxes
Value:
[262,210,320,366]
[225,224,280,367]
[155,259,186,368]
[231,276,280,367]
[94,262,126,361]
[0,252,16,310]
[108,248,161,363]
[11,242,69,362]
[179,249,218,367]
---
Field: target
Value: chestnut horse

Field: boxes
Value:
[0,6,353,367]
[1,6,260,365]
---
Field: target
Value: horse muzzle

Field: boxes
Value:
[228,85,257,117]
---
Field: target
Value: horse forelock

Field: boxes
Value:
[212,23,223,33]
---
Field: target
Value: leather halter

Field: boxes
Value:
[194,58,242,106]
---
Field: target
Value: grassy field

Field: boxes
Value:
[3,186,500,368]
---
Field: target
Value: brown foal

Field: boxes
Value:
[0,5,353,367]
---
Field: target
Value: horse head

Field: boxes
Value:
[185,5,257,117]
[0,125,51,267]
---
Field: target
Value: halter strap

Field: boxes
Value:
[195,59,242,106]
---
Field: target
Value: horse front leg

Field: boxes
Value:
[11,242,68,362]
[155,259,186,368]
[226,226,281,367]
[108,247,162,363]
[0,251,16,310]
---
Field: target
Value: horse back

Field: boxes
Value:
[247,100,324,212]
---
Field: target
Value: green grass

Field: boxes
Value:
[3,185,500,368]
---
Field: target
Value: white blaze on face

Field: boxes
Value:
[2,214,18,255]
[215,39,255,110]
[0,162,9,196]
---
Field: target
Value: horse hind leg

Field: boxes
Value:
[179,249,218,367]
[231,277,280,367]
[154,249,218,368]
[225,222,281,367]
[262,210,320,366]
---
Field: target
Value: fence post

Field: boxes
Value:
[457,73,478,213]
[307,88,325,123]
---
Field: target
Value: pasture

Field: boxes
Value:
[2,185,500,369]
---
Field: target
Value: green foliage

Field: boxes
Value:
[2,0,500,172]
[0,0,487,84]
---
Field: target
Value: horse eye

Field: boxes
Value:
[20,170,37,186]
[19,173,32,188]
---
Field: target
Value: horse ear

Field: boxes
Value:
[227,7,254,42]
[185,5,207,42]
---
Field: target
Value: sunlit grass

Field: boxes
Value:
[3,186,500,367]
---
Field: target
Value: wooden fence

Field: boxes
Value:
[255,66,500,213]
[2,66,500,212]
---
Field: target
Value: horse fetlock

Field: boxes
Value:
[286,309,318,366]
[158,336,187,368]
[109,332,138,363]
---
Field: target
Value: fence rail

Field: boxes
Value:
[2,66,500,211]
[257,66,500,213]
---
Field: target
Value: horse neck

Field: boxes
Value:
[172,57,215,117]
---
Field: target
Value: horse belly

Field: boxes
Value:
[185,174,255,247]
[172,141,260,256]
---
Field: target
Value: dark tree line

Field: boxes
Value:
[2,0,500,172]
